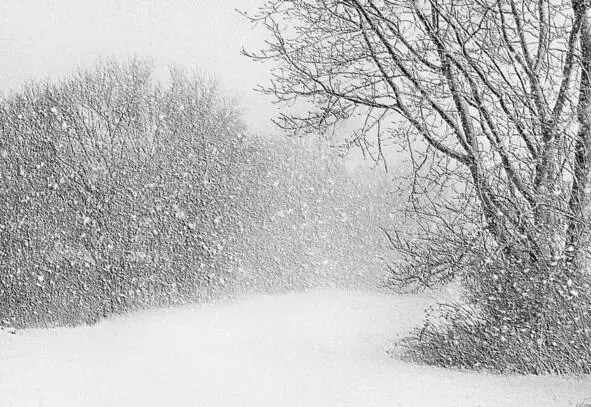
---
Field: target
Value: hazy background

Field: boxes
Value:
[1,0,408,172]
[1,0,278,134]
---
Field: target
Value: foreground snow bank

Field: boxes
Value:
[0,289,589,407]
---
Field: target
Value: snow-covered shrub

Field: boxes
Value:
[0,59,261,327]
[0,58,395,329]
[398,254,591,375]
[384,177,591,375]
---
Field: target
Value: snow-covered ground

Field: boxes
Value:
[0,289,589,407]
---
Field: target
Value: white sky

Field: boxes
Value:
[0,0,278,134]
[0,0,406,171]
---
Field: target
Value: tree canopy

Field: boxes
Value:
[246,0,591,374]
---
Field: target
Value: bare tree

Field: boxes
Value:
[245,0,591,372]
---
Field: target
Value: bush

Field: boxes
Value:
[0,57,396,329]
[0,59,262,328]
[384,176,591,375]
[397,256,591,375]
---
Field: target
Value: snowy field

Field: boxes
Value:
[0,288,589,407]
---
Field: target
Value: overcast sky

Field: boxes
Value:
[1,0,278,134]
[0,0,404,172]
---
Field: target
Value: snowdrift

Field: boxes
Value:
[0,289,589,407]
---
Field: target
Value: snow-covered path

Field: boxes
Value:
[0,289,589,407]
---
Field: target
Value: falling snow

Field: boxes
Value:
[0,59,589,407]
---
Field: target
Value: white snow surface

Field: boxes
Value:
[0,289,589,407]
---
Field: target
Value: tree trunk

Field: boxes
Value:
[567,2,591,268]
